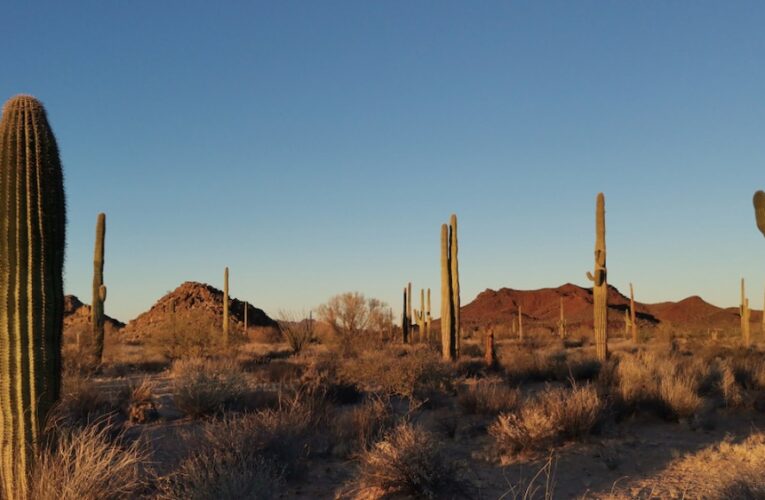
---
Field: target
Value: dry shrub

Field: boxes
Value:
[145,309,235,360]
[159,393,318,498]
[458,380,520,415]
[338,345,453,399]
[333,397,395,456]
[126,378,159,424]
[29,425,149,500]
[52,376,125,431]
[278,310,315,354]
[350,422,468,499]
[170,357,247,417]
[719,360,745,407]
[612,350,703,419]
[489,384,602,455]
[500,347,600,384]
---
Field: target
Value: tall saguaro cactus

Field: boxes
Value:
[402,285,410,343]
[441,224,457,361]
[754,191,765,236]
[586,193,608,361]
[0,95,66,498]
[741,278,751,347]
[223,267,230,346]
[425,288,432,341]
[92,213,107,363]
[450,214,460,357]
[518,304,524,341]
[558,297,566,339]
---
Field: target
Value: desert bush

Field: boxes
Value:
[126,378,159,424]
[489,384,602,455]
[333,396,395,456]
[170,357,247,417]
[350,422,468,499]
[458,380,520,415]
[28,425,149,500]
[51,376,125,431]
[718,360,745,407]
[500,347,600,384]
[338,345,453,400]
[160,393,318,498]
[612,351,703,419]
[278,310,315,354]
[317,292,392,355]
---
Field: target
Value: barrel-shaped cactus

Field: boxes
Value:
[92,213,107,363]
[0,95,66,498]
[586,193,608,360]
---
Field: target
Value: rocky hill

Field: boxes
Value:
[63,295,125,337]
[120,281,277,339]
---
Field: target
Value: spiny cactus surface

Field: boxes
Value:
[0,95,66,498]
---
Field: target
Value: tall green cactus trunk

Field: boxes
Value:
[0,95,66,499]
[92,213,106,364]
[558,297,566,339]
[223,267,229,347]
[450,214,460,357]
[586,193,608,361]
[440,224,455,360]
[407,282,413,343]
[402,285,409,343]
[425,288,431,341]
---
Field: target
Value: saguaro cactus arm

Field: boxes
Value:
[754,191,765,237]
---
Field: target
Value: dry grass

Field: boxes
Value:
[28,425,149,500]
[170,357,247,417]
[489,384,603,455]
[621,433,765,498]
[52,376,125,431]
[458,379,520,415]
[499,346,600,384]
[349,422,468,499]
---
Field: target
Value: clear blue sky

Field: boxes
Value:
[2,1,764,322]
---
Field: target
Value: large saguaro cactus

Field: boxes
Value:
[92,213,107,363]
[586,193,608,361]
[450,214,460,357]
[440,215,461,361]
[0,95,66,498]
[754,191,765,236]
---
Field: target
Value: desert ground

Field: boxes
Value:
[43,281,765,499]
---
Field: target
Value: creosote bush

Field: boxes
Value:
[170,357,247,417]
[332,396,395,456]
[490,384,602,455]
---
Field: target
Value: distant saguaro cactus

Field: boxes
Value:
[223,267,230,346]
[629,283,638,343]
[413,288,426,343]
[485,327,496,367]
[92,213,107,363]
[440,215,461,361]
[425,288,432,341]
[518,304,524,341]
[741,278,751,347]
[0,95,66,498]
[402,285,410,343]
[586,193,608,361]
[558,297,566,339]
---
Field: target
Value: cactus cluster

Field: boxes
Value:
[0,95,66,498]
[440,214,460,360]
[92,213,107,363]
[586,193,608,361]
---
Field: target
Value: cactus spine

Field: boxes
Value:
[440,222,456,360]
[0,95,66,498]
[92,213,107,363]
[223,267,229,346]
[586,193,608,361]
[558,297,566,339]
[630,283,638,343]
